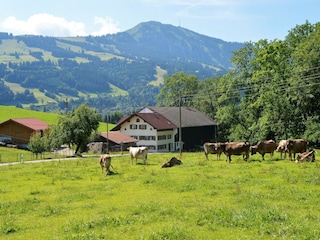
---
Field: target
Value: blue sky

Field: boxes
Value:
[0,0,319,42]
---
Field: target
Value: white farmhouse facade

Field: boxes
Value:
[115,111,178,152]
[111,106,217,152]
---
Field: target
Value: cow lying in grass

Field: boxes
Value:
[161,157,182,168]
[295,150,315,163]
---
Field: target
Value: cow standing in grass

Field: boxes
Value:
[203,142,223,160]
[276,140,289,160]
[218,142,251,163]
[250,140,276,161]
[99,154,112,175]
[285,139,308,161]
[128,146,148,165]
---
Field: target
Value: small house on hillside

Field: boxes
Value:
[0,118,49,147]
[111,106,217,152]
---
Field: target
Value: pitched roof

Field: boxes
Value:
[4,118,49,130]
[145,106,216,127]
[112,106,216,131]
[100,131,137,144]
[112,112,177,131]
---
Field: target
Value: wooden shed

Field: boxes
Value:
[0,118,49,146]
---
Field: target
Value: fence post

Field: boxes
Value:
[20,154,24,163]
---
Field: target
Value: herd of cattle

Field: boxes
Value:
[99,146,183,175]
[99,139,315,175]
[204,138,315,163]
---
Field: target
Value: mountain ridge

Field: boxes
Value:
[0,21,244,113]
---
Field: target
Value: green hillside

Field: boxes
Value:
[0,105,60,125]
[0,105,112,132]
[0,22,243,114]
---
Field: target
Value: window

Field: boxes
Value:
[158,135,166,140]
[158,144,167,150]
[138,136,156,141]
[136,118,140,122]
[130,124,137,129]
[167,135,172,139]
[139,125,147,130]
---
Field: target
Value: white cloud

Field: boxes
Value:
[0,13,120,37]
[90,16,120,36]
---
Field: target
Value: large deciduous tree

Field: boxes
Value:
[54,103,101,154]
[157,72,199,106]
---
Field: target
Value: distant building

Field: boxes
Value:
[97,131,138,151]
[111,106,217,152]
[0,118,49,147]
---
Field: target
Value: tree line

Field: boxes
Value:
[157,21,320,147]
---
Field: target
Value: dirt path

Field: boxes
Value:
[0,154,129,167]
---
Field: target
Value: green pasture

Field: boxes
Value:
[1,151,320,239]
[0,105,113,132]
[0,105,61,125]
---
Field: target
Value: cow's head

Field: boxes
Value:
[250,145,257,155]
[285,140,294,152]
[214,142,222,151]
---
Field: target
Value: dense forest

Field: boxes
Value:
[157,21,320,147]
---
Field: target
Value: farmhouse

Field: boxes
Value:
[0,118,49,147]
[111,106,217,152]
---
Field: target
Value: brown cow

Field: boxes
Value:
[99,154,112,175]
[161,157,182,168]
[203,142,223,160]
[218,142,251,163]
[285,139,307,161]
[295,150,315,163]
[276,140,289,160]
[250,140,276,161]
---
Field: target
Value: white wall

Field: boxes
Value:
[120,116,176,152]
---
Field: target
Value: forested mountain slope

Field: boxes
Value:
[0,21,243,114]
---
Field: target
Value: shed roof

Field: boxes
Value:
[100,131,137,144]
[2,118,49,130]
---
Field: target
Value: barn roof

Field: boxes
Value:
[112,111,177,131]
[100,131,137,144]
[2,118,49,130]
[112,106,216,131]
[142,106,216,127]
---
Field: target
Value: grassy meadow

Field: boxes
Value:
[1,151,320,239]
[0,105,113,133]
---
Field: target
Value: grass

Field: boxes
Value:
[0,105,113,132]
[0,151,320,239]
[0,105,61,125]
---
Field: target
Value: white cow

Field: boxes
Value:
[128,146,148,165]
[276,140,289,160]
[99,154,112,175]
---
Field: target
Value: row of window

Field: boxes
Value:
[130,124,147,130]
[138,145,170,151]
[131,134,172,141]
